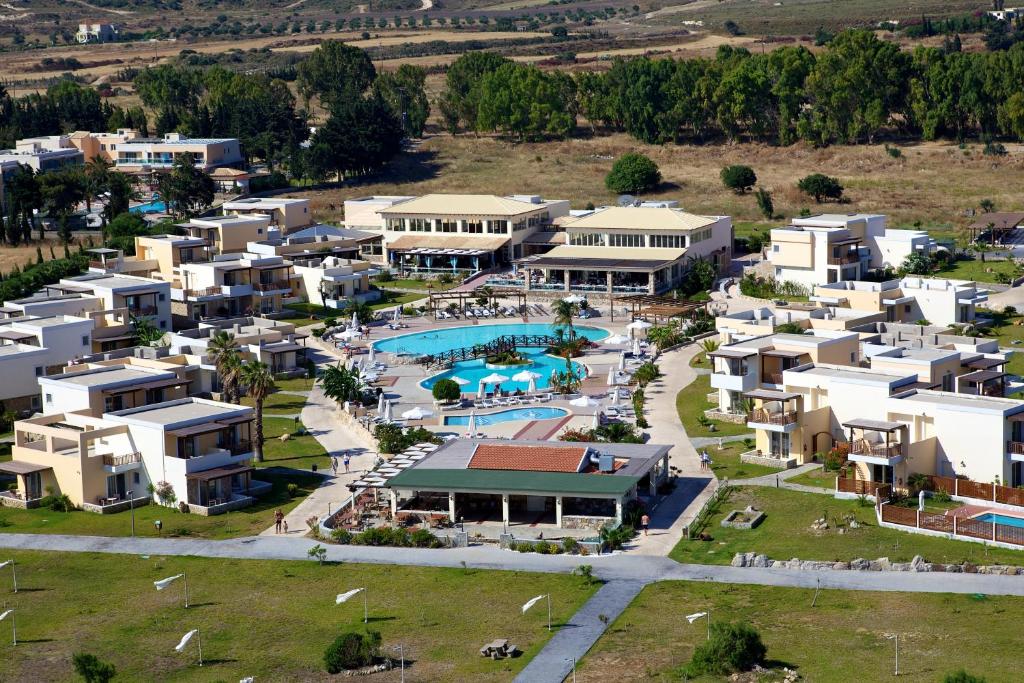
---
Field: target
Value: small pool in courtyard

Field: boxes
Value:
[373,322,607,356]
[422,347,585,392]
[445,407,568,426]
[974,512,1024,528]
[130,199,167,214]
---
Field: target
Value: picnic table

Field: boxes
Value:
[479,639,518,660]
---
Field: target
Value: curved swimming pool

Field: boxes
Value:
[373,322,607,356]
[444,407,568,426]
[422,348,584,392]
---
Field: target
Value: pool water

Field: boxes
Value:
[131,200,167,214]
[422,347,584,392]
[445,407,568,426]
[974,512,1024,528]
[374,322,607,356]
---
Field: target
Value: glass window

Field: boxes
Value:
[609,233,645,248]
[465,221,483,234]
[569,232,606,247]
[386,218,405,231]
[487,220,508,234]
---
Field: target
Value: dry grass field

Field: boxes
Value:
[0,242,66,274]
[288,132,1022,239]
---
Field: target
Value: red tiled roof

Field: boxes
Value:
[468,444,586,473]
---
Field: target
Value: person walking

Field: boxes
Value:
[331,456,339,476]
[641,513,650,536]
[343,453,351,473]
[274,509,284,534]
[283,520,289,534]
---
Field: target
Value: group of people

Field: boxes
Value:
[699,450,713,471]
[272,451,354,534]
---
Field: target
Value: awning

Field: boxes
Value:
[959,369,1005,383]
[388,234,509,253]
[963,357,1005,371]
[843,418,903,432]
[1008,412,1024,422]
[708,348,758,360]
[216,415,253,426]
[882,296,914,305]
[744,389,801,401]
[0,461,52,475]
[169,422,229,438]
[762,349,806,359]
[0,330,37,341]
[263,342,304,354]
[186,464,253,482]
[831,237,862,247]
[137,377,191,391]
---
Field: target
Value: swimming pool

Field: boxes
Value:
[445,407,567,426]
[422,348,584,392]
[374,322,607,356]
[130,199,167,214]
[974,512,1024,528]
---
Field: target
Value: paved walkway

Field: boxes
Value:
[513,579,647,683]
[732,463,833,494]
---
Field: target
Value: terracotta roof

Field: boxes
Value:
[468,444,586,473]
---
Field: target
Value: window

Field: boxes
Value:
[513,219,528,232]
[465,220,483,234]
[409,218,430,232]
[650,234,686,249]
[158,293,166,301]
[438,219,458,233]
[569,232,606,247]
[904,304,912,313]
[31,396,40,410]
[160,321,166,329]
[45,393,52,404]
[257,228,263,235]
[609,233,645,248]
[133,472,140,485]
[386,218,405,232]
[81,335,89,346]
[487,220,508,234]
[773,244,780,252]
[35,366,43,377]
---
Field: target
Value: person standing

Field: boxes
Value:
[274,509,284,534]
[331,456,339,476]
[343,453,351,473]
[641,513,650,536]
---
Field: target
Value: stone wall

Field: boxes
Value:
[740,451,797,469]
[561,514,615,531]
[703,408,748,424]
[732,552,1024,575]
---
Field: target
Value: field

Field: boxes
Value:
[2,549,598,682]
[669,485,1024,567]
[262,416,333,471]
[292,133,1024,239]
[579,580,1020,682]
[675,374,752,438]
[0,242,69,274]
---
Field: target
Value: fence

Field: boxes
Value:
[836,476,892,500]
[920,474,1024,508]
[880,502,1024,547]
[684,480,730,540]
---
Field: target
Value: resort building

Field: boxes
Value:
[343,196,415,230]
[812,277,988,327]
[741,362,1024,488]
[714,305,887,343]
[0,314,97,413]
[168,317,309,379]
[377,194,571,272]
[41,274,172,333]
[765,214,935,288]
[67,129,140,164]
[292,257,380,311]
[76,22,118,43]
[39,355,198,415]
[513,206,732,296]
[0,136,84,172]
[1,397,265,514]
[708,330,860,416]
[245,227,379,266]
[178,215,273,255]
[113,133,243,173]
[173,253,297,324]
[382,439,672,530]
[222,197,313,233]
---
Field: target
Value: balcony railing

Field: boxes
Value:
[748,409,798,426]
[1008,441,1024,455]
[765,372,784,385]
[225,440,252,456]
[827,252,861,265]
[102,452,142,467]
[185,287,223,298]
[128,305,158,316]
[253,281,291,293]
[850,442,904,458]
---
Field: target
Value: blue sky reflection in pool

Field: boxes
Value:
[374,322,607,356]
[423,349,583,392]
[445,407,568,426]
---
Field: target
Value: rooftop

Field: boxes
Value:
[520,245,687,269]
[468,444,588,473]
[42,366,169,389]
[64,274,167,291]
[894,389,1024,414]
[0,342,47,357]
[789,363,913,386]
[564,206,718,232]
[107,398,247,427]
[379,194,554,216]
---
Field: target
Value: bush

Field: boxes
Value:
[535,540,551,554]
[944,671,986,683]
[605,152,661,194]
[286,483,299,498]
[353,526,410,546]
[330,528,353,544]
[686,621,767,677]
[720,165,756,194]
[797,173,844,202]
[432,378,462,403]
[410,528,443,548]
[72,652,116,683]
[754,187,773,219]
[324,630,382,673]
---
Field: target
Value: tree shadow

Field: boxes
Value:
[201,658,238,665]
[354,148,442,187]
[17,638,54,643]
[187,601,220,608]
[12,588,45,593]
[365,615,397,624]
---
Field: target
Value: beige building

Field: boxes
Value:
[813,277,989,327]
[0,136,83,172]
[293,257,379,310]
[173,253,298,323]
[39,356,198,416]
[177,215,273,255]
[343,195,415,230]
[168,317,310,379]
[67,129,140,164]
[113,133,242,173]
[222,198,313,233]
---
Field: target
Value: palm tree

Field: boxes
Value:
[131,316,164,345]
[221,353,244,404]
[552,299,578,340]
[83,157,112,213]
[240,360,275,463]
[208,331,240,400]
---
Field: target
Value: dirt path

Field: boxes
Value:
[66,0,135,15]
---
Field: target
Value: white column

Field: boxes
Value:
[615,498,623,524]
[502,494,510,525]
[648,473,657,497]
[555,496,563,528]
[448,491,456,522]
[390,490,397,517]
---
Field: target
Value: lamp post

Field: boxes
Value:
[886,634,899,676]
[127,489,135,537]
[393,644,405,683]
[0,561,16,593]
[566,656,576,683]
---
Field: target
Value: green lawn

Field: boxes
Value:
[937,256,1019,284]
[241,391,309,415]
[676,374,753,438]
[370,290,428,311]
[981,312,1024,380]
[3,550,598,682]
[581,581,1022,682]
[0,469,319,539]
[374,277,459,291]
[261,417,331,471]
[669,486,1024,567]
[273,375,315,392]
[689,350,708,368]
[705,442,779,482]
[785,465,836,490]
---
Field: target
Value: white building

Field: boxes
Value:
[343,196,415,230]
[76,22,118,43]
[114,133,242,173]
[44,274,172,333]
[173,253,297,323]
[0,136,84,173]
[222,197,313,233]
[0,314,96,413]
[812,277,988,327]
[39,359,196,416]
[292,256,380,310]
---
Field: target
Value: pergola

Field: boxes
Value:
[616,294,708,325]
[966,212,1024,245]
[427,287,527,320]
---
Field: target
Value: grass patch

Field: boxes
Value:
[676,374,751,438]
[376,277,459,291]
[785,465,836,490]
[241,391,309,415]
[273,375,315,392]
[581,580,1023,682]
[937,256,1020,284]
[705,442,779,481]
[370,290,428,311]
[669,486,1024,567]
[261,417,331,471]
[981,312,1024,379]
[3,550,598,682]
[0,469,318,539]
[689,351,707,368]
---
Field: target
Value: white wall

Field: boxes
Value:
[0,346,49,404]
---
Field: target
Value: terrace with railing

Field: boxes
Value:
[880,502,1024,547]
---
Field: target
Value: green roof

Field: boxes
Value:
[386,468,639,497]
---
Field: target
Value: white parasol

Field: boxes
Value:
[569,395,601,408]
[401,407,433,420]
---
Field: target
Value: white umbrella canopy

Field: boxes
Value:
[481,372,510,384]
[610,390,620,406]
[401,406,434,420]
[626,320,653,330]
[604,334,629,345]
[477,379,488,400]
[528,376,538,394]
[562,294,586,304]
[393,307,401,322]
[592,411,601,429]
[633,338,642,357]
[377,393,386,413]
[367,345,376,364]
[569,395,601,408]
[618,351,627,371]
[606,366,617,386]
[351,311,360,329]
[382,400,393,422]
[512,370,542,382]
[336,329,359,341]
[466,411,477,436]
[450,376,471,386]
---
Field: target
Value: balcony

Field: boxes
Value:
[127,305,158,317]
[102,452,142,472]
[848,441,905,465]
[185,286,224,300]
[1008,441,1024,461]
[711,371,757,393]
[253,281,291,295]
[226,440,252,456]
[827,252,861,265]
[747,408,799,428]
[222,283,253,297]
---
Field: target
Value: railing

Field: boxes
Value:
[836,475,892,499]
[253,281,291,293]
[849,442,904,458]
[185,286,223,298]
[102,452,141,467]
[1007,441,1024,456]
[765,372,784,384]
[226,440,252,456]
[747,409,798,426]
[417,334,561,368]
[827,252,861,265]
[128,305,158,316]
[880,502,1024,547]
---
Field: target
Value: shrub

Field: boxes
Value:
[330,528,353,544]
[720,165,756,194]
[410,528,443,548]
[535,540,551,554]
[797,173,844,202]
[324,630,382,673]
[286,483,299,498]
[944,671,986,683]
[516,542,532,553]
[686,621,767,677]
[72,652,117,683]
[353,526,410,547]
[432,378,462,403]
[605,152,661,194]
[375,270,394,283]
[754,187,773,219]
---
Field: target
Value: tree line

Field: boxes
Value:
[440,30,1024,146]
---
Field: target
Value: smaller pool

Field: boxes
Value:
[974,512,1024,528]
[445,407,567,427]
[131,199,167,214]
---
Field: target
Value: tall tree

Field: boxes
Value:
[303,94,403,181]
[38,168,86,243]
[207,331,240,401]
[240,360,275,463]
[157,152,214,219]
[438,51,511,132]
[372,64,430,138]
[296,41,375,109]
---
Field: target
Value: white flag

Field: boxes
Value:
[685,612,708,624]
[336,588,364,604]
[0,561,11,569]
[174,629,198,652]
[521,594,546,614]
[155,574,183,591]
[0,610,11,621]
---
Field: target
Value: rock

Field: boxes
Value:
[850,558,869,570]
[945,564,962,573]
[911,555,924,570]
[963,563,978,574]
[833,561,850,570]
[867,561,883,571]
[849,520,861,529]
[877,557,891,570]
[731,552,751,568]
[752,553,770,568]
[891,563,910,572]
[772,560,786,569]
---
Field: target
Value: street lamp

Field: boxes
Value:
[127,489,135,537]
[886,633,899,676]
[393,644,405,683]
[565,656,576,683]
[0,561,16,593]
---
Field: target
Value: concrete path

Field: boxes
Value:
[691,433,754,448]
[513,579,647,683]
[732,463,833,494]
